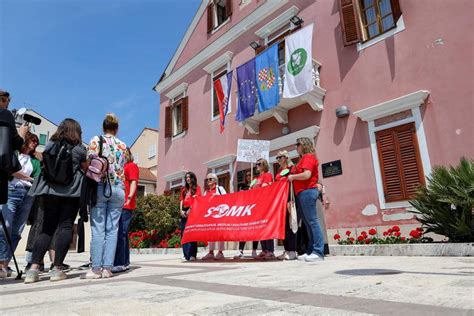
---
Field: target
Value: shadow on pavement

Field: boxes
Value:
[335,268,469,277]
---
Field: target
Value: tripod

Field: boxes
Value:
[0,212,23,280]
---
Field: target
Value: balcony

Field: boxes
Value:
[241,59,326,134]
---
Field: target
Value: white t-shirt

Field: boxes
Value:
[11,153,33,187]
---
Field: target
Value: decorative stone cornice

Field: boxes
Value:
[165,82,188,100]
[163,170,186,182]
[203,51,233,74]
[204,154,236,169]
[354,90,430,122]
[255,5,299,39]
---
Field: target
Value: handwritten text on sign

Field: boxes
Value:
[236,139,270,163]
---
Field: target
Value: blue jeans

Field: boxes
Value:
[0,184,34,261]
[180,217,197,260]
[296,188,324,258]
[90,184,124,269]
[114,209,133,267]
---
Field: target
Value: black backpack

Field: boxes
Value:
[42,141,75,185]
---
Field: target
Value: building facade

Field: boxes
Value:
[130,127,159,196]
[153,0,473,242]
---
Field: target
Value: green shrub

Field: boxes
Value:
[135,194,181,242]
[129,209,147,233]
[410,157,474,242]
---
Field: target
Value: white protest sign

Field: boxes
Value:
[236,139,270,163]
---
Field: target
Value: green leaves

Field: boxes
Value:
[409,157,474,242]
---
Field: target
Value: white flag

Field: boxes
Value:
[283,24,314,98]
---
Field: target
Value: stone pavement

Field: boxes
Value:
[0,251,473,315]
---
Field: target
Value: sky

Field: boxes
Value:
[0,0,201,145]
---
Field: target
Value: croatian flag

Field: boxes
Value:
[214,70,233,133]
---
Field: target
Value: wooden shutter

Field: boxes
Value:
[225,0,232,19]
[338,0,361,46]
[390,0,402,23]
[376,123,425,203]
[207,3,214,33]
[164,106,172,138]
[181,96,189,131]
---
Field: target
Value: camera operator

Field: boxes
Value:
[1,90,28,202]
[0,89,28,278]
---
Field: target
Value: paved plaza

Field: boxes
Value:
[0,251,473,315]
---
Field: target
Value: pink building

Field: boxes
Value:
[153,0,473,241]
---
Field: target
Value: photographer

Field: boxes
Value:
[1,90,28,200]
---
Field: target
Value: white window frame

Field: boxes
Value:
[148,144,157,159]
[356,15,406,52]
[211,0,231,33]
[354,90,432,210]
[203,51,233,122]
[163,170,187,191]
[166,83,189,141]
[171,91,186,140]
[255,5,299,45]
[204,154,236,192]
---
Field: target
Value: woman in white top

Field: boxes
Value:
[201,173,227,261]
[0,132,39,278]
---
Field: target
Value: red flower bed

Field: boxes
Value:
[334,226,427,245]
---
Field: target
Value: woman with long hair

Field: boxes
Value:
[112,147,138,273]
[179,171,201,261]
[288,137,324,262]
[83,113,127,279]
[24,119,87,283]
[252,158,275,260]
[0,132,40,278]
[274,150,298,261]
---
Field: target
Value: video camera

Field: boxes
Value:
[11,108,42,126]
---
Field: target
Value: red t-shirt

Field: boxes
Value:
[123,162,139,210]
[180,186,202,208]
[275,166,294,181]
[252,172,273,189]
[293,154,319,195]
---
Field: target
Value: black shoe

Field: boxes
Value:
[78,262,91,270]
[50,263,71,272]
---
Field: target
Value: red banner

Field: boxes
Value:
[181,180,289,243]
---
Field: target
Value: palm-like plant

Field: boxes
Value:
[410,157,474,242]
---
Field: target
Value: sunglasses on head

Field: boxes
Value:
[256,163,261,166]
[276,156,285,160]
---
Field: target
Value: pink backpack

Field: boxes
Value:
[86,136,108,182]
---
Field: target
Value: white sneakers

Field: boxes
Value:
[297,253,324,262]
[233,250,244,259]
[278,251,297,260]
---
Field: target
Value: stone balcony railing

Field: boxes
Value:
[241,59,326,134]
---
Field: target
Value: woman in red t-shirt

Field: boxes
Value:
[288,137,324,262]
[251,158,275,260]
[179,172,201,261]
[113,148,139,272]
[274,150,298,261]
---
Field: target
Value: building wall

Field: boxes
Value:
[156,0,474,231]
[130,128,159,172]
[25,109,58,153]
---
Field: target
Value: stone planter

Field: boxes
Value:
[329,243,473,257]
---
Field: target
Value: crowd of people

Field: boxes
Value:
[0,90,139,283]
[178,137,326,263]
[1,88,326,285]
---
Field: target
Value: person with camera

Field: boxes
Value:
[0,89,28,279]
[24,118,87,283]
[0,132,40,277]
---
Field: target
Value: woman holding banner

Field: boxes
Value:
[179,172,201,261]
[252,158,275,260]
[274,151,298,261]
[201,173,227,261]
[288,138,324,262]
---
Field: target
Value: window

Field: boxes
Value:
[338,0,402,46]
[148,144,157,159]
[207,0,232,33]
[212,68,227,119]
[375,123,425,202]
[39,133,47,145]
[164,94,188,138]
[137,185,146,198]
